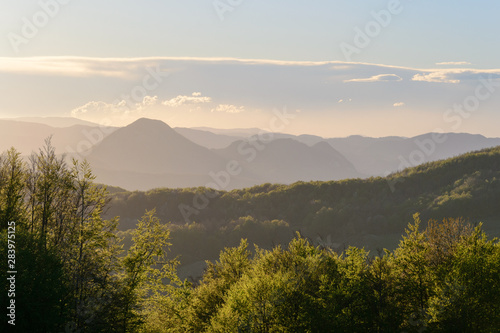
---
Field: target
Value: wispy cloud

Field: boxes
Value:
[162,93,212,107]
[344,74,402,83]
[393,102,405,107]
[0,56,161,78]
[211,104,245,113]
[412,71,461,84]
[71,93,214,125]
[436,61,471,66]
[412,69,500,84]
[0,56,336,78]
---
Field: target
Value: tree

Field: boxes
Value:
[366,252,404,332]
[121,209,175,332]
[33,137,74,249]
[427,226,500,331]
[65,159,122,332]
[0,142,126,332]
[0,229,68,332]
[392,213,434,331]
[0,147,26,228]
[425,217,473,271]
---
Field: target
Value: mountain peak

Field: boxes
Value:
[312,141,333,150]
[127,118,172,129]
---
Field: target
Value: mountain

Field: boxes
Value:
[86,118,235,190]
[178,128,500,177]
[327,133,500,176]
[85,119,360,190]
[190,127,269,137]
[174,127,241,149]
[214,138,360,183]
[0,119,116,155]
[5,117,499,191]
[3,116,100,128]
[187,126,325,146]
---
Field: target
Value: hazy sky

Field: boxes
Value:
[0,1,499,137]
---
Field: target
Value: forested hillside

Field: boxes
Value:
[105,146,500,275]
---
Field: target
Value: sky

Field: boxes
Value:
[0,0,499,137]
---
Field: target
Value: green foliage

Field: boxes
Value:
[427,227,500,332]
[150,216,500,332]
[122,209,177,332]
[0,229,68,332]
[0,147,27,229]
[0,143,176,332]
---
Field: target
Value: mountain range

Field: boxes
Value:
[2,117,500,191]
[85,118,360,190]
[0,118,116,156]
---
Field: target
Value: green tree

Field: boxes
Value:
[0,147,27,229]
[428,225,500,331]
[392,213,434,331]
[425,217,473,271]
[65,159,122,332]
[32,138,74,249]
[121,209,175,332]
[0,229,68,332]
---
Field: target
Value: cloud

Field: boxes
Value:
[393,102,405,107]
[211,104,245,113]
[161,93,212,107]
[411,69,500,84]
[71,101,117,117]
[412,71,461,84]
[71,93,215,125]
[72,92,250,126]
[142,95,159,106]
[0,56,338,78]
[0,56,163,78]
[436,61,471,66]
[344,74,402,83]
[71,97,156,120]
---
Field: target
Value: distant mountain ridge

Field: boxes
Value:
[0,119,116,155]
[1,116,100,127]
[214,138,359,184]
[86,118,360,190]
[3,117,500,191]
[174,126,500,177]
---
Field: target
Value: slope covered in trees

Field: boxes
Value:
[105,146,500,274]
